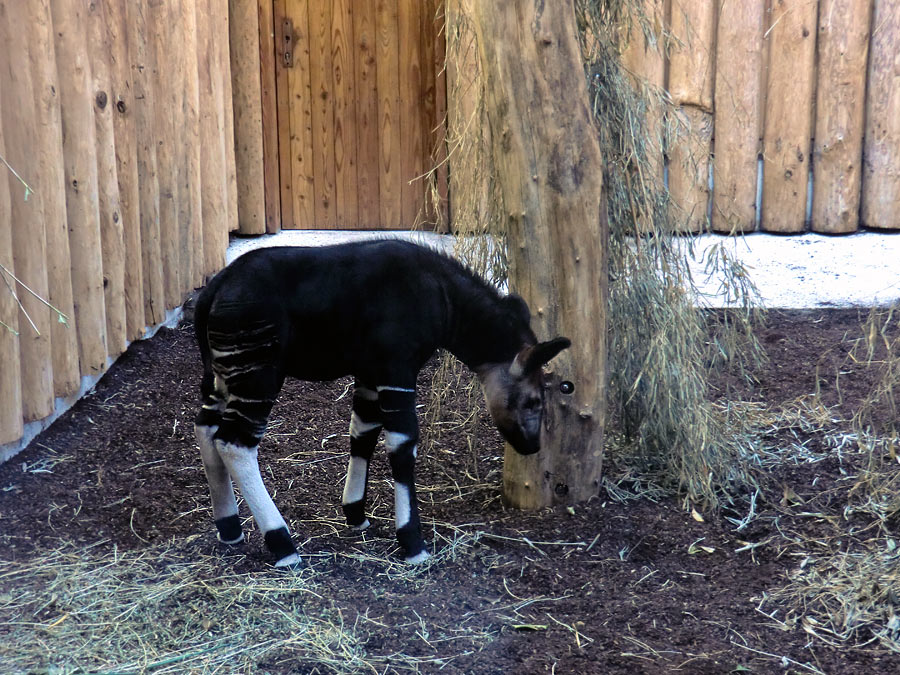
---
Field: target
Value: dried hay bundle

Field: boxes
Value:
[760,540,900,653]
[0,541,366,674]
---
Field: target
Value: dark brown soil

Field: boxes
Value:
[2,308,899,673]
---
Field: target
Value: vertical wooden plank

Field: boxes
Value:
[399,0,425,228]
[220,0,240,234]
[333,0,360,228]
[274,0,296,230]
[811,1,872,234]
[353,0,382,228]
[149,0,184,309]
[286,0,315,229]
[430,0,450,230]
[125,3,164,323]
[668,107,713,233]
[86,1,127,358]
[198,0,229,278]
[0,76,24,444]
[712,0,765,233]
[49,0,109,376]
[376,0,402,229]
[760,0,818,233]
[861,0,900,231]
[104,0,145,339]
[0,0,54,422]
[309,0,337,227]
[668,0,715,110]
[667,0,715,233]
[27,0,81,394]
[259,0,283,233]
[229,0,268,235]
[181,0,204,289]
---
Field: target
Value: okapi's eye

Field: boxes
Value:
[559,381,575,395]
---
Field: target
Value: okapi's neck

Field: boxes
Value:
[441,273,533,371]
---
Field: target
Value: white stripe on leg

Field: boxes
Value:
[342,456,369,505]
[216,442,288,535]
[196,425,239,522]
[349,411,380,438]
[394,482,412,530]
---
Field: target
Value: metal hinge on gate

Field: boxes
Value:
[282,18,294,69]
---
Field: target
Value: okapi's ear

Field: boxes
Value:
[523,337,571,373]
[510,337,571,378]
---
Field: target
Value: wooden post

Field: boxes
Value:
[309,0,338,227]
[667,0,715,233]
[425,0,449,229]
[760,0,818,233]
[399,0,425,228]
[147,0,183,309]
[712,0,765,234]
[471,0,606,508]
[1,0,55,421]
[86,1,127,358]
[229,0,267,235]
[27,0,81,396]
[49,0,109,376]
[198,0,229,278]
[0,81,24,444]
[861,1,900,231]
[125,3,165,325]
[811,0,872,234]
[220,0,241,234]
[182,0,205,288]
[258,0,283,234]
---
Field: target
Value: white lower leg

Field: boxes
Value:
[216,441,299,566]
[342,456,370,530]
[196,425,243,544]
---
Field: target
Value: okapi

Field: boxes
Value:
[193,240,570,567]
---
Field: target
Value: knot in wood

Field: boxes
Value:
[95,91,108,109]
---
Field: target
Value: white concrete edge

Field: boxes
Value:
[0,306,183,464]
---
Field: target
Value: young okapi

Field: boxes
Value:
[194,240,570,567]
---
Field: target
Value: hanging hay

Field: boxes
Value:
[423,0,765,510]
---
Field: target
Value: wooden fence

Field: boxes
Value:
[624,0,900,234]
[0,0,236,450]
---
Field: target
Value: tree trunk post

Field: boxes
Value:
[470,0,607,508]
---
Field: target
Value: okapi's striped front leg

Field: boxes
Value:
[341,382,382,530]
[378,385,430,564]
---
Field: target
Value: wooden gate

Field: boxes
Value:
[269,0,447,231]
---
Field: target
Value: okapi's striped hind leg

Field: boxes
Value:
[378,385,430,564]
[341,382,382,531]
[195,377,243,545]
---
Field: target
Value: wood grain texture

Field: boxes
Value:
[352,0,382,228]
[50,0,110,376]
[811,0,872,233]
[399,0,425,228]
[197,0,228,278]
[668,106,712,232]
[87,0,127,358]
[219,0,240,235]
[286,0,316,229]
[861,0,900,230]
[180,0,204,288]
[668,0,715,111]
[376,0,402,229]
[27,0,81,393]
[259,0,283,233]
[103,0,145,338]
[712,0,765,233]
[760,0,818,233]
[472,0,606,508]
[274,0,296,230]
[229,0,267,235]
[0,75,24,443]
[333,0,360,228]
[309,0,337,226]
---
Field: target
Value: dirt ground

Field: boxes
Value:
[2,308,899,673]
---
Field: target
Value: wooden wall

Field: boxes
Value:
[625,0,900,234]
[249,0,448,231]
[0,0,236,449]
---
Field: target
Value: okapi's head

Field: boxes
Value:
[478,337,571,456]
